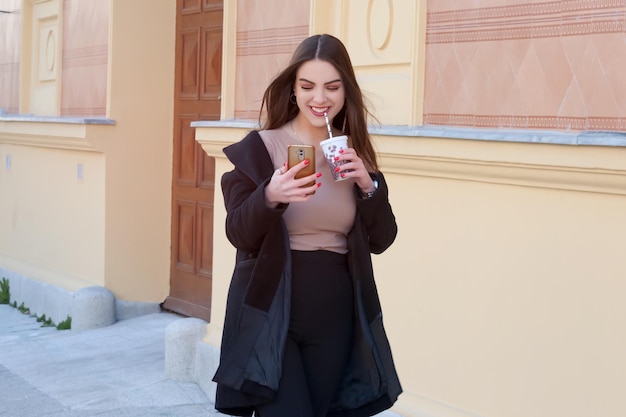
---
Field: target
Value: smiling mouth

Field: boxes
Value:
[310,106,329,115]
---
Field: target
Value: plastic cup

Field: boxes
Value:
[320,135,350,181]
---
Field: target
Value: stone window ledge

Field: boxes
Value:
[193,120,626,196]
[0,115,115,151]
[191,119,626,148]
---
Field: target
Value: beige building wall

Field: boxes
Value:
[371,133,626,417]
[2,0,626,415]
[197,1,626,417]
[0,135,105,289]
[0,0,176,303]
[312,0,425,125]
[100,0,175,302]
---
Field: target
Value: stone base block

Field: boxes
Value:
[71,286,116,331]
[165,317,208,381]
[193,340,220,402]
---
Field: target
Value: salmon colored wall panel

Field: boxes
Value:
[234,0,309,120]
[425,0,626,131]
[61,0,109,116]
[0,0,20,114]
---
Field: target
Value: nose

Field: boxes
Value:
[313,87,326,103]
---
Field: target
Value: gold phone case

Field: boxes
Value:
[288,145,316,191]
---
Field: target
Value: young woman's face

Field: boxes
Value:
[293,59,345,130]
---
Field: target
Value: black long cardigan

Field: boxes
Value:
[213,130,402,417]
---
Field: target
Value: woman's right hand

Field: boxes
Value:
[264,160,321,208]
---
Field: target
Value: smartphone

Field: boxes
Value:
[287,145,316,193]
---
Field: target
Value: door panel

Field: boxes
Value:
[163,0,222,321]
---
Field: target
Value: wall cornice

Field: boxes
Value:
[0,116,114,151]
[194,121,626,196]
[381,152,626,196]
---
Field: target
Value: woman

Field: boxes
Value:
[213,34,401,417]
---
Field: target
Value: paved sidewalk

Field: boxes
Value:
[0,304,223,416]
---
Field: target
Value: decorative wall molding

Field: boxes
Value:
[38,21,57,81]
[428,0,624,24]
[428,19,625,43]
[0,117,114,151]
[236,26,309,56]
[367,0,393,51]
[26,0,62,115]
[62,45,108,68]
[424,114,626,131]
[427,0,626,43]
[193,122,626,197]
[380,152,626,196]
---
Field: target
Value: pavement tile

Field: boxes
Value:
[0,305,224,416]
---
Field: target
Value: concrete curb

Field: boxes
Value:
[0,269,162,329]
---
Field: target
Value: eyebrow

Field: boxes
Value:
[298,78,342,85]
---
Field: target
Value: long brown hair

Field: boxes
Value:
[260,34,379,171]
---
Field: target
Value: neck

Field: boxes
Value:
[290,116,333,145]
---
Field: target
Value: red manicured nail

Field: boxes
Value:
[339,149,344,154]
[334,167,340,172]
[317,182,322,187]
[341,172,345,178]
[334,156,340,161]
[304,159,310,165]
[316,172,322,178]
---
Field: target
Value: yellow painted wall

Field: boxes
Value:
[0,141,104,289]
[312,0,426,126]
[0,0,176,303]
[99,0,176,301]
[197,1,626,416]
[195,126,241,346]
[197,126,626,417]
[373,135,626,417]
[3,0,626,415]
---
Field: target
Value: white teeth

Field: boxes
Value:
[312,107,329,113]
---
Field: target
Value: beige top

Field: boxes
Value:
[260,127,356,254]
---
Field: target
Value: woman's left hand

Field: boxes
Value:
[335,148,376,193]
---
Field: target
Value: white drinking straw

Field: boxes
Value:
[324,112,333,138]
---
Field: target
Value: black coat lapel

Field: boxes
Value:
[223,130,274,184]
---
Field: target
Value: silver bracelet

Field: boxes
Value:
[359,179,378,199]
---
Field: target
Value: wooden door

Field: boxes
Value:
[163,0,222,322]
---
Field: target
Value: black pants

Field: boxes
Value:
[256,250,354,417]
